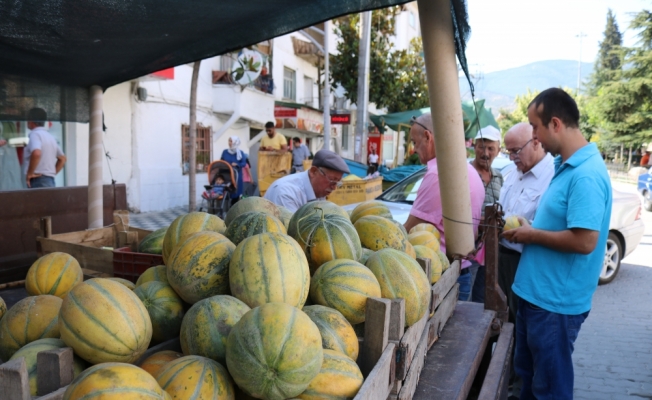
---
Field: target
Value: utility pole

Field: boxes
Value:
[576,32,587,94]
[323,20,331,151]
[354,11,371,163]
[188,61,201,212]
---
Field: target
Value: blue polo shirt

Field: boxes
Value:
[512,143,612,315]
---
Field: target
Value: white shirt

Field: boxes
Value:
[24,127,64,178]
[498,153,554,252]
[368,153,379,164]
[264,171,319,212]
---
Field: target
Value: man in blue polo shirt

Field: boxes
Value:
[502,88,612,400]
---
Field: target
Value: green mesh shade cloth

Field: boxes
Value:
[0,0,470,122]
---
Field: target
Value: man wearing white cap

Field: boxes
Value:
[468,125,503,302]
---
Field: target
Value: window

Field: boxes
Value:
[303,76,314,106]
[182,124,212,174]
[283,67,296,100]
[408,11,415,28]
[341,125,349,150]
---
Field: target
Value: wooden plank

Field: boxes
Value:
[353,342,396,400]
[47,227,114,246]
[478,322,514,400]
[396,315,430,400]
[37,348,74,396]
[0,280,25,291]
[431,260,460,312]
[360,298,391,377]
[413,302,495,400]
[133,338,182,366]
[37,237,114,274]
[427,283,459,350]
[388,299,405,341]
[395,311,428,380]
[36,386,66,400]
[0,357,30,400]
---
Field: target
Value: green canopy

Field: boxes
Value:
[370,99,499,139]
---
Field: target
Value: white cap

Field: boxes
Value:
[474,126,501,143]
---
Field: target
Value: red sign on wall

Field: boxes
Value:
[274,106,298,118]
[151,68,175,80]
[331,114,351,124]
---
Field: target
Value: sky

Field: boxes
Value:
[463,0,652,73]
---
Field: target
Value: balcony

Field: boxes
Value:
[212,73,275,125]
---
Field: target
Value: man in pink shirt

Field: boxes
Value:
[403,113,485,300]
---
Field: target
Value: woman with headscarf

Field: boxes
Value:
[220,136,248,202]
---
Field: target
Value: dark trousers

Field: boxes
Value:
[471,265,485,303]
[498,246,521,324]
[515,298,589,399]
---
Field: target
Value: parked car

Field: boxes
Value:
[638,171,652,212]
[346,159,645,285]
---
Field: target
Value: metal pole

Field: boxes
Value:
[323,20,331,151]
[354,11,371,163]
[416,0,475,257]
[576,32,586,93]
[88,85,104,229]
[189,61,201,212]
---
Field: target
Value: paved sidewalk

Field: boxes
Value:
[129,206,187,231]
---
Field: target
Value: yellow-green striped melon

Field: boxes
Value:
[288,201,350,238]
[156,355,234,400]
[59,278,152,364]
[224,196,280,227]
[136,265,168,287]
[9,338,86,396]
[0,295,62,360]
[138,350,184,379]
[297,349,363,400]
[134,281,185,344]
[303,305,359,361]
[25,252,83,298]
[354,215,408,252]
[310,259,381,325]
[414,245,443,284]
[229,232,310,308]
[349,200,392,224]
[408,230,440,252]
[366,248,431,327]
[106,277,136,290]
[290,209,362,273]
[277,205,293,229]
[162,212,226,263]
[179,295,250,364]
[224,211,287,245]
[405,241,417,259]
[409,222,441,240]
[437,249,451,271]
[138,227,168,255]
[0,296,6,320]
[63,362,170,400]
[226,303,323,399]
[167,231,235,304]
[358,248,375,265]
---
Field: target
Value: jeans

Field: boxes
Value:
[457,268,472,301]
[515,298,589,400]
[29,175,55,188]
[471,265,485,303]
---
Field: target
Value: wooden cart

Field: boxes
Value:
[257,151,292,197]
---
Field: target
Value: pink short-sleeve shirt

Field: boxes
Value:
[409,158,485,268]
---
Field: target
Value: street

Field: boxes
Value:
[573,181,652,399]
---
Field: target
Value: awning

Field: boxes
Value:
[274,101,324,137]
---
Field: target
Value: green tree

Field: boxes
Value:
[587,9,623,92]
[330,8,429,112]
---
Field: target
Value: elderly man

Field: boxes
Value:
[498,122,554,324]
[260,122,288,151]
[403,114,485,300]
[469,125,503,303]
[264,149,349,212]
[503,88,612,399]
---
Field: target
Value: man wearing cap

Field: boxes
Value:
[24,108,66,188]
[264,149,349,212]
[404,114,485,294]
[468,125,503,302]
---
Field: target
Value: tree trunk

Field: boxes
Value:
[189,61,201,212]
[627,144,633,171]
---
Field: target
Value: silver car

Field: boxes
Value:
[345,160,645,284]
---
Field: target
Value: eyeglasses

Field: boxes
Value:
[318,167,343,188]
[507,139,532,158]
[410,116,430,132]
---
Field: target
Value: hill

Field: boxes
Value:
[459,59,593,113]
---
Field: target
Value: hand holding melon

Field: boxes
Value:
[502,215,523,232]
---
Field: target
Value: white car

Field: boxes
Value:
[345,159,645,284]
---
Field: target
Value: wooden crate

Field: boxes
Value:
[257,151,292,196]
[36,212,153,275]
[326,176,383,206]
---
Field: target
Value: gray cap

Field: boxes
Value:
[312,149,350,174]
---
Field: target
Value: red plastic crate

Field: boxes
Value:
[113,247,164,283]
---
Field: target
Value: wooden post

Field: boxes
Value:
[484,204,508,322]
[388,299,406,341]
[361,297,391,377]
[88,85,104,229]
[0,358,30,400]
[416,0,475,258]
[37,348,75,396]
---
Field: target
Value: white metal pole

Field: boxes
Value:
[88,85,104,229]
[323,20,332,151]
[417,0,475,257]
[189,61,201,212]
[354,11,371,163]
